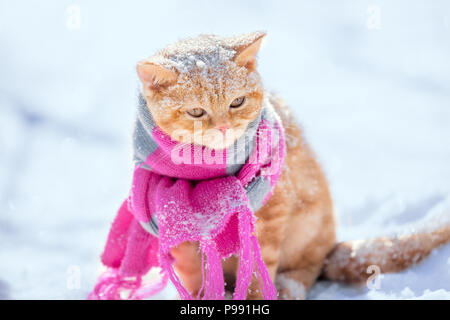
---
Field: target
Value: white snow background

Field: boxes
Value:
[0,0,449,299]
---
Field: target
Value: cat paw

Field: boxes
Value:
[275,275,306,300]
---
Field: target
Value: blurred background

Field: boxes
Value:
[0,0,449,299]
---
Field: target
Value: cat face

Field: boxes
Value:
[137,32,266,150]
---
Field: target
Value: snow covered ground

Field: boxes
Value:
[1,0,449,299]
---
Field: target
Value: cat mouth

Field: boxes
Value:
[194,133,239,150]
[196,128,246,150]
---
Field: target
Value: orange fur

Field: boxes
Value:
[136,32,450,300]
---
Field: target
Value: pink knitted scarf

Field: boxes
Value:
[88,95,285,300]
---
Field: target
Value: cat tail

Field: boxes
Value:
[321,224,450,283]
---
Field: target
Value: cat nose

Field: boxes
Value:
[217,125,229,134]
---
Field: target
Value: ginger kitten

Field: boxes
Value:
[136,32,450,299]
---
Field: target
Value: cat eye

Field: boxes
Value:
[230,96,246,108]
[187,108,205,118]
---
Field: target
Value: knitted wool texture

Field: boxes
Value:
[88,95,285,300]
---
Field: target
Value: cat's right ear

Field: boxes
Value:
[136,61,178,92]
[233,32,266,70]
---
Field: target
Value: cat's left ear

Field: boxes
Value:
[233,32,266,70]
[136,60,178,92]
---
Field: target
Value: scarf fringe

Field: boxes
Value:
[233,207,277,300]
[161,255,193,300]
[87,268,168,300]
[199,241,225,299]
